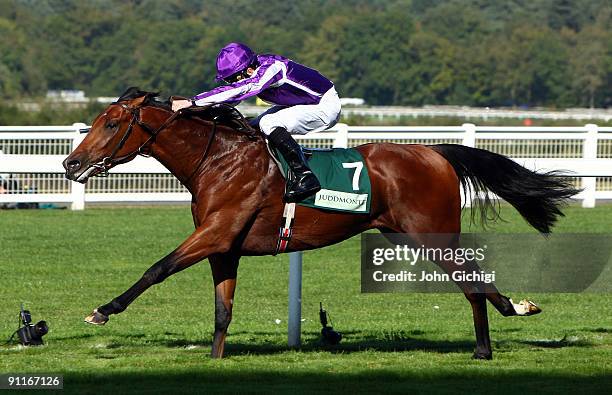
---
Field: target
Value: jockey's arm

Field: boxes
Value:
[172,62,283,111]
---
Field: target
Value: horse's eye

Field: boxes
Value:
[106,121,118,130]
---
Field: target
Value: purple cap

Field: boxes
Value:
[215,42,257,81]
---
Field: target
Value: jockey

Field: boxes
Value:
[172,42,341,203]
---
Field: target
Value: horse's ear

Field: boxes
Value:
[130,95,148,107]
[116,87,160,104]
[117,87,143,102]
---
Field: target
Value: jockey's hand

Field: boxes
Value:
[172,99,193,112]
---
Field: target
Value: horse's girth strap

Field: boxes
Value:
[274,203,296,255]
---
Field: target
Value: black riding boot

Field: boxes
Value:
[268,127,321,203]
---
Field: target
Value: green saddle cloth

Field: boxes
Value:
[273,147,372,214]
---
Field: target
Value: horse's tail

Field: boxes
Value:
[430,144,580,234]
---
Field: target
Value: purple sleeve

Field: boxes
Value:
[193,61,283,105]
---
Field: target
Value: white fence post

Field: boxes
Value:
[462,123,476,148]
[582,124,598,208]
[461,123,477,207]
[70,123,87,210]
[333,123,349,148]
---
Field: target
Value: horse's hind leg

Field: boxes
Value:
[420,235,494,359]
[209,253,239,358]
[433,246,539,359]
[436,256,493,359]
[379,231,494,359]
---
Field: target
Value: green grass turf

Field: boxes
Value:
[0,205,610,394]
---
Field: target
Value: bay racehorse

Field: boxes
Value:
[63,88,578,359]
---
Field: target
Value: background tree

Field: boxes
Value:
[568,13,611,108]
[0,0,609,107]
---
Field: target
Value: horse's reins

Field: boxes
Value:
[185,120,217,184]
[91,103,218,183]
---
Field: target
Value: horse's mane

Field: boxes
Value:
[114,87,259,139]
[115,87,170,110]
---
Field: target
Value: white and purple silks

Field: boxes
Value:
[193,54,341,136]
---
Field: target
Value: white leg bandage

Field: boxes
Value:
[509,298,542,316]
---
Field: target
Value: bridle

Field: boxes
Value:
[89,103,219,183]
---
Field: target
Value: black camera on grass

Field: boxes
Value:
[15,304,48,346]
[319,302,342,345]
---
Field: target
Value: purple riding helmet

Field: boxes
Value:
[215,42,257,81]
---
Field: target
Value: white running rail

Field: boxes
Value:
[1,123,611,209]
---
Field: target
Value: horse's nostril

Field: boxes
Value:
[67,159,81,171]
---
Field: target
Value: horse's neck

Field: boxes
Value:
[150,116,266,191]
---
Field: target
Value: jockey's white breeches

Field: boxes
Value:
[252,87,341,136]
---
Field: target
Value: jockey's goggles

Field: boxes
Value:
[223,69,250,84]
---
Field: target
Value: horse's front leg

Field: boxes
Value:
[209,253,240,358]
[85,225,231,324]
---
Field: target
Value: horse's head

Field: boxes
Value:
[63,87,163,183]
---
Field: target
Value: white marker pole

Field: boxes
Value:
[288,251,302,347]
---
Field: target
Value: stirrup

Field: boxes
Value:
[284,188,319,203]
[284,174,321,203]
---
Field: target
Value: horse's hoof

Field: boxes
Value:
[84,309,109,325]
[473,352,492,360]
[511,299,542,316]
